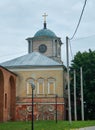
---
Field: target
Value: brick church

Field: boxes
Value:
[0,14,67,122]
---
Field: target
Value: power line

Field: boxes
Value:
[70,0,87,40]
[72,34,95,41]
[68,0,88,62]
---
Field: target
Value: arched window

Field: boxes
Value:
[26,78,35,96]
[48,78,56,94]
[37,78,44,94]
[5,93,7,109]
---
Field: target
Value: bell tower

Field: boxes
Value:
[26,14,63,63]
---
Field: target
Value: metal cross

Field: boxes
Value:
[42,13,48,22]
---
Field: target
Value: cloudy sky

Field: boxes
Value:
[0,0,95,65]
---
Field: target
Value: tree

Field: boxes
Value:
[70,49,95,120]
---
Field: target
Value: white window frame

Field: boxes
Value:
[48,78,55,94]
[37,78,44,94]
[26,78,35,96]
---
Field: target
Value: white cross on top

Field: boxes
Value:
[42,13,48,22]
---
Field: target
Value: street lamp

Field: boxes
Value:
[30,83,35,130]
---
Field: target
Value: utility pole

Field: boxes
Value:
[80,67,84,121]
[74,70,77,121]
[55,94,58,123]
[66,36,72,123]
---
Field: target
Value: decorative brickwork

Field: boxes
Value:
[16,97,65,121]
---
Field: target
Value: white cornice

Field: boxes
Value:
[9,67,64,72]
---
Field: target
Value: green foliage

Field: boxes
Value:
[0,120,95,130]
[70,49,95,120]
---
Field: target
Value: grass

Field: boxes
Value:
[0,120,95,130]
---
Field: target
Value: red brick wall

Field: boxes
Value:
[0,69,4,122]
[0,66,16,122]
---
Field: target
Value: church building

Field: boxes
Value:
[0,14,67,121]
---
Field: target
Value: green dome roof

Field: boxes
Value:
[34,28,57,37]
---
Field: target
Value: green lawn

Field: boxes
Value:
[0,120,95,130]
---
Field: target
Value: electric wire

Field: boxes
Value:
[72,34,95,41]
[70,0,87,40]
[68,0,87,62]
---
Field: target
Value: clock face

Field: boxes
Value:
[39,44,47,53]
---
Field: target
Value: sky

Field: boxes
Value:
[0,0,95,65]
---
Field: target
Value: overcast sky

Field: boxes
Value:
[0,0,95,65]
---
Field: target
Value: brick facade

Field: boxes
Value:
[0,66,16,122]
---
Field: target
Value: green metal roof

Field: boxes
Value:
[34,28,57,37]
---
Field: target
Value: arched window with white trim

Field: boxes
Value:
[37,78,44,94]
[26,78,35,96]
[48,78,56,95]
